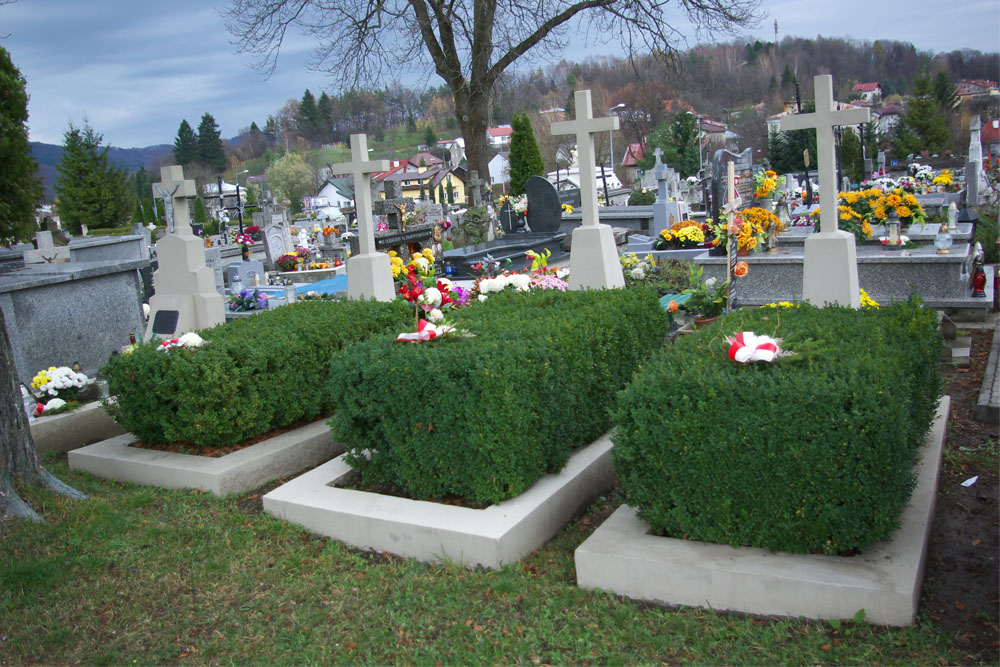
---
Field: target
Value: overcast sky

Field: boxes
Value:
[3,0,998,149]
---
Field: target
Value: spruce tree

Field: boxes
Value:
[317,92,334,143]
[423,124,437,148]
[196,113,226,171]
[299,89,319,142]
[0,46,43,243]
[173,119,198,166]
[55,122,133,233]
[894,76,950,157]
[508,113,545,196]
[192,195,209,224]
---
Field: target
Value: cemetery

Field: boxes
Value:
[2,76,998,663]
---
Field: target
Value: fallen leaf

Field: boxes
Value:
[820,644,831,651]
[972,539,981,546]
[345,642,359,650]
[833,639,843,647]
[954,601,966,611]
[474,624,484,632]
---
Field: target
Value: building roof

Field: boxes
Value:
[487,125,513,138]
[876,105,904,117]
[410,151,444,167]
[371,160,415,182]
[852,82,881,92]
[983,118,1000,144]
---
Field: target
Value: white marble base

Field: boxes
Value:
[346,252,395,302]
[569,225,625,290]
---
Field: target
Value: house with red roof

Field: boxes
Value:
[487,125,513,148]
[621,142,645,184]
[852,82,882,104]
[982,118,1000,157]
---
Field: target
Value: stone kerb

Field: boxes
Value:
[574,398,950,626]
[30,401,126,454]
[263,434,616,570]
[69,420,341,496]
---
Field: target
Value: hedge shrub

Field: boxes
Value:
[101,300,412,447]
[327,288,669,505]
[612,299,942,555]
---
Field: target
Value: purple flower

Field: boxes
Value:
[452,285,470,306]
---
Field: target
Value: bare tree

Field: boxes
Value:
[223,0,759,190]
[1,309,85,525]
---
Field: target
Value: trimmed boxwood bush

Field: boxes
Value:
[101,300,411,447]
[612,299,942,555]
[327,288,669,505]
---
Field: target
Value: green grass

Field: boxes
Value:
[0,456,963,665]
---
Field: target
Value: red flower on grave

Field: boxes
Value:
[436,280,454,306]
[398,272,425,303]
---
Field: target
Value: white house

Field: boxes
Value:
[487,125,513,148]
[309,178,354,220]
[437,137,466,167]
[851,82,882,104]
[875,105,903,137]
[546,164,622,192]
[488,152,509,190]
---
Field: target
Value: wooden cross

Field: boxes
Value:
[551,90,618,227]
[780,75,870,234]
[153,165,197,234]
[328,134,390,256]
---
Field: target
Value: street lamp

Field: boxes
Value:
[687,111,706,211]
[235,170,249,233]
[608,103,625,182]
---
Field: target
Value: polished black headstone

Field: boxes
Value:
[524,176,562,233]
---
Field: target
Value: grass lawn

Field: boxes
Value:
[0,455,963,665]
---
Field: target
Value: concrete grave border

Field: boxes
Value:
[68,420,340,496]
[31,401,126,455]
[575,397,949,627]
[263,433,615,570]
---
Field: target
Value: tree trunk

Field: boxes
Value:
[455,86,492,204]
[0,308,85,524]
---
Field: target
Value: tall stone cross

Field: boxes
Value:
[328,134,395,301]
[153,165,197,235]
[780,74,870,307]
[550,89,625,290]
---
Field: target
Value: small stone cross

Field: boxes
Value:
[468,170,484,208]
[328,134,390,256]
[780,75,870,234]
[551,90,618,227]
[153,165,197,235]
[653,147,664,167]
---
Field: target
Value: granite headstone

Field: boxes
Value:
[524,176,562,233]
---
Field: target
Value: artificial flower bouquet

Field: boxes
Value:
[229,288,268,312]
[753,169,784,199]
[654,219,708,250]
[30,365,89,404]
[275,252,299,271]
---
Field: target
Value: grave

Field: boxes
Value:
[550,89,625,290]
[524,175,562,233]
[22,231,71,264]
[224,260,266,291]
[710,148,753,225]
[68,234,147,262]
[144,165,225,341]
[328,134,395,302]
[780,74,870,307]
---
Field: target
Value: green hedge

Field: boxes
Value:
[612,300,942,555]
[101,300,411,447]
[327,288,670,505]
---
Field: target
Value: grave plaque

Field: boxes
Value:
[524,176,562,233]
[151,310,179,336]
[499,202,525,234]
[203,246,225,295]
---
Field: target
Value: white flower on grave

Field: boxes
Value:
[630,267,646,279]
[478,294,488,302]
[705,277,717,289]
[428,308,444,323]
[142,303,150,320]
[146,223,156,231]
[43,398,66,412]
[508,273,531,291]
[479,276,505,293]
[177,332,206,348]
[420,287,443,309]
[437,278,454,292]
[556,268,570,280]
[413,256,429,272]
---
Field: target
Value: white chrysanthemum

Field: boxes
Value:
[43,398,67,412]
[508,274,531,291]
[177,332,206,348]
[478,294,488,302]
[428,308,444,323]
[630,267,646,279]
[420,287,442,308]
[705,277,717,289]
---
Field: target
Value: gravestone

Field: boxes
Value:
[524,176,562,233]
[328,134,394,302]
[418,201,444,222]
[43,219,70,246]
[144,165,225,340]
[373,180,409,230]
[203,246,226,295]
[499,201,525,234]
[22,231,70,264]
[262,216,294,270]
[550,89,625,290]
[225,260,266,290]
[877,150,886,175]
[967,115,986,206]
[711,148,753,224]
[780,74,870,308]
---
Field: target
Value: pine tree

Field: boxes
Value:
[840,126,863,183]
[196,113,226,171]
[0,46,43,243]
[192,195,209,224]
[423,124,437,148]
[932,72,959,110]
[894,76,950,157]
[317,92,334,143]
[636,111,700,177]
[54,122,133,233]
[508,113,545,196]
[299,89,319,142]
[173,119,198,166]
[446,177,455,204]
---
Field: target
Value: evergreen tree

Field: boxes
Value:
[317,92,334,143]
[932,72,959,110]
[438,182,446,204]
[766,101,818,174]
[192,195,209,224]
[423,124,437,147]
[508,112,545,196]
[0,46,43,243]
[154,198,166,226]
[247,122,266,158]
[839,126,863,183]
[173,119,198,166]
[132,199,146,224]
[196,113,226,171]
[893,76,950,157]
[407,115,417,133]
[446,177,455,204]
[299,89,319,142]
[54,122,133,233]
[636,111,700,177]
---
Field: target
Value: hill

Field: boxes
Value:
[31,142,172,200]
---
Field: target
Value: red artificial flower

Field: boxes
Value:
[436,280,455,306]
[398,272,425,303]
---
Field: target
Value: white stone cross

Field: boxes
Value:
[780,75,870,234]
[329,134,390,256]
[153,165,197,235]
[551,90,618,227]
[22,230,71,264]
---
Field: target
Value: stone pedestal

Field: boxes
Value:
[802,231,860,307]
[569,225,625,291]
[346,252,396,301]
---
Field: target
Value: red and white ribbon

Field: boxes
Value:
[396,319,454,343]
[726,331,781,363]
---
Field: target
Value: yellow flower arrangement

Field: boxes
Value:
[835,187,926,243]
[859,288,879,309]
[932,169,953,189]
[655,220,705,248]
[732,207,776,252]
[753,170,783,199]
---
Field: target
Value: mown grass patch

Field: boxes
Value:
[0,454,962,665]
